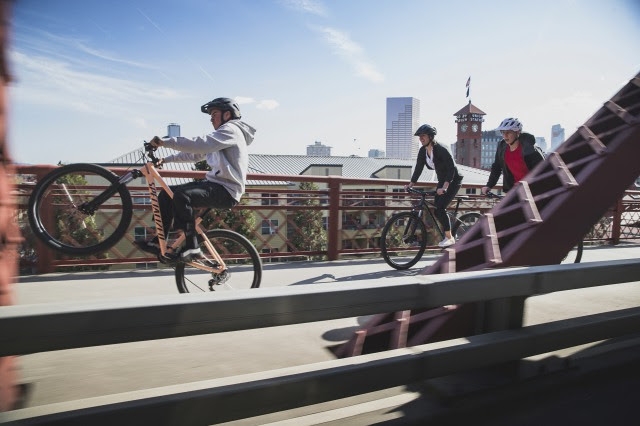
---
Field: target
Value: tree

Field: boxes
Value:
[289,181,327,259]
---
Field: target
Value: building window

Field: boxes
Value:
[261,193,279,206]
[261,219,278,235]
[134,226,148,241]
[392,188,405,200]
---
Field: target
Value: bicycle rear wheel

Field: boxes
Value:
[27,163,132,255]
[381,212,427,270]
[175,229,262,293]
[452,212,482,241]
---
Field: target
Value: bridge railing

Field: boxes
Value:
[14,164,640,274]
[1,259,639,424]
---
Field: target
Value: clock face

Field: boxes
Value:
[471,124,479,132]
[460,124,468,132]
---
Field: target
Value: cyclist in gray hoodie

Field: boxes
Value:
[136,97,256,261]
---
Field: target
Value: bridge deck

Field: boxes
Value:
[10,243,640,424]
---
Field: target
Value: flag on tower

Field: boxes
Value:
[466,76,470,98]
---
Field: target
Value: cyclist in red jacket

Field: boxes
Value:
[481,117,544,194]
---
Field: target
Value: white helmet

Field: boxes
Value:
[497,117,523,132]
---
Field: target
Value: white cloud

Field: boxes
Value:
[316,26,384,83]
[10,50,184,116]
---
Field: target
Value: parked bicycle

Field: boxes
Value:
[381,187,482,270]
[27,143,262,293]
[485,191,583,263]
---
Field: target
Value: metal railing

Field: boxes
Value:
[1,259,639,424]
[14,164,640,274]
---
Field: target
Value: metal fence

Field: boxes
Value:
[14,164,640,274]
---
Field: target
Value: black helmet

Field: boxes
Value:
[414,124,437,137]
[200,97,241,119]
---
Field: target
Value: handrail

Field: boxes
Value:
[14,165,640,274]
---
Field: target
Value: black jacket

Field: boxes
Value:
[485,132,545,192]
[411,142,463,188]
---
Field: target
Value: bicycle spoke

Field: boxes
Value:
[381,212,427,270]
[28,164,132,255]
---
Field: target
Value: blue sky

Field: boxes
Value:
[8,0,640,164]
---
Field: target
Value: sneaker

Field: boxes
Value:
[438,237,455,248]
[134,237,160,255]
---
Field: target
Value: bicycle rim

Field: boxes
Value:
[381,212,427,270]
[28,164,132,255]
[453,213,482,240]
[561,240,584,264]
[175,229,262,293]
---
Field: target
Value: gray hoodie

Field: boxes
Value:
[161,119,256,202]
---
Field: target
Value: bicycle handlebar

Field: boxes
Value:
[485,191,504,199]
[143,142,162,167]
[406,187,437,197]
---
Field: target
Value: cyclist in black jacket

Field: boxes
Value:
[406,124,463,247]
[482,117,545,194]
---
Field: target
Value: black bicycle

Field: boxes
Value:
[27,143,263,293]
[486,191,583,263]
[381,188,482,270]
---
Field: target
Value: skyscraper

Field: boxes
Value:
[535,136,548,153]
[551,124,565,151]
[386,97,420,160]
[167,123,180,138]
[307,141,331,156]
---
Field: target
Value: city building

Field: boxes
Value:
[368,149,385,158]
[167,123,180,138]
[536,136,548,152]
[480,129,502,170]
[453,101,486,168]
[108,149,494,260]
[551,124,565,151]
[386,97,420,160]
[307,141,331,156]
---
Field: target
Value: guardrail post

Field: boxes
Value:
[611,197,623,245]
[327,177,341,260]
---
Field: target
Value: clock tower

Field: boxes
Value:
[454,101,486,168]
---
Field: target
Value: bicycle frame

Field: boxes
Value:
[118,154,227,273]
[407,189,464,239]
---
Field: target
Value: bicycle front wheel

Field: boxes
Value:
[27,163,133,255]
[175,229,262,293]
[381,212,427,270]
[452,212,482,241]
[561,240,584,264]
